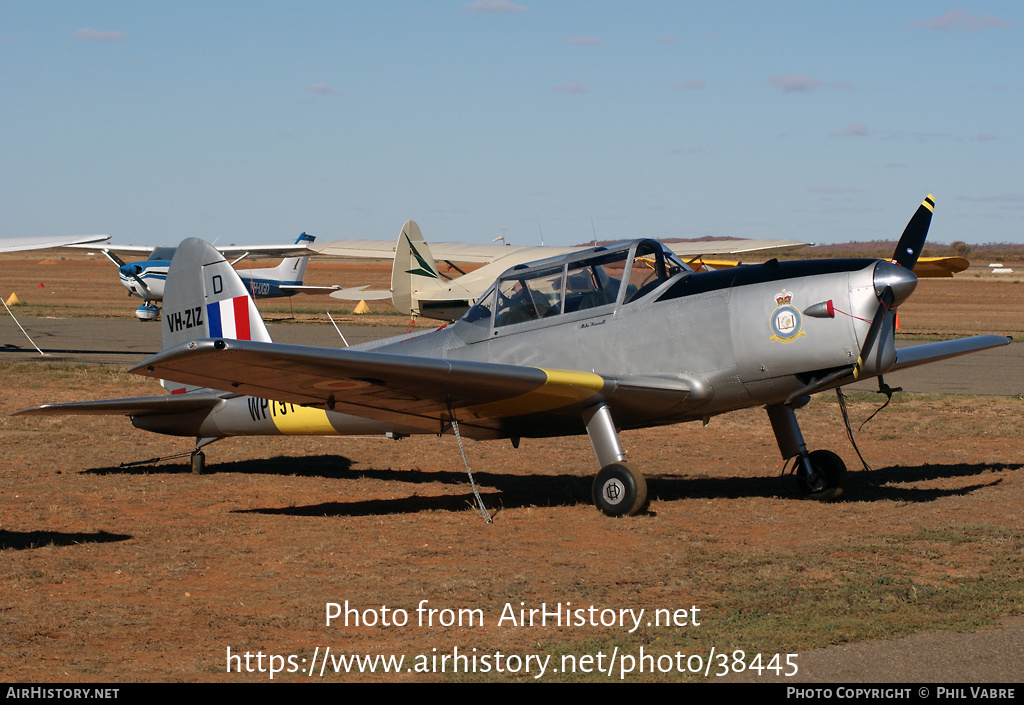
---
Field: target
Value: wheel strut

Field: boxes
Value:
[584,403,648,516]
[766,403,845,501]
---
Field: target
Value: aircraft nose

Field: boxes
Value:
[873,260,918,307]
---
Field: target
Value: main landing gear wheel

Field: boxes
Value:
[592,463,648,517]
[796,450,846,502]
[191,450,205,476]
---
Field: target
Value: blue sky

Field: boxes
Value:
[2,1,1022,247]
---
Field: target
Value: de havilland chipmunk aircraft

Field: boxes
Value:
[16,196,1011,516]
[94,232,336,320]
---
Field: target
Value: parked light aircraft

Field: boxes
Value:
[16,196,1011,516]
[96,232,334,320]
[324,224,813,321]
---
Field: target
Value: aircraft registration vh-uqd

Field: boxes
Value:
[16,195,1011,517]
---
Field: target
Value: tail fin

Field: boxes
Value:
[391,220,445,316]
[241,232,315,287]
[161,238,273,393]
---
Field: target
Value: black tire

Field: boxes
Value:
[191,450,205,476]
[592,463,648,517]
[797,450,846,501]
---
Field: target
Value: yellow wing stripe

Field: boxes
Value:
[465,368,606,418]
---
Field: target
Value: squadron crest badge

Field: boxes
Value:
[769,290,804,343]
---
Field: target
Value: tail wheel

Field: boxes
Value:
[592,463,648,517]
[797,450,846,501]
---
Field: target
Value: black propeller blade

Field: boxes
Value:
[853,286,895,380]
[890,194,934,270]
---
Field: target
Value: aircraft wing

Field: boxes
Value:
[666,239,810,257]
[911,256,970,278]
[129,339,704,437]
[67,243,155,255]
[697,255,969,278]
[889,335,1012,371]
[1,234,109,253]
[79,242,315,259]
[311,239,577,263]
[313,238,811,263]
[14,392,226,417]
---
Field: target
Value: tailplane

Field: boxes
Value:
[161,238,273,393]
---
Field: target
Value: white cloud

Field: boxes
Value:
[73,27,128,42]
[911,9,1012,31]
[830,123,870,137]
[552,81,588,94]
[461,0,529,14]
[561,36,605,46]
[655,35,678,44]
[768,74,825,93]
[308,83,339,96]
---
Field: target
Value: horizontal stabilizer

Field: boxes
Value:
[14,393,225,417]
[278,284,341,294]
[330,286,393,301]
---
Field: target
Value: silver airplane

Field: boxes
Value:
[16,196,1011,516]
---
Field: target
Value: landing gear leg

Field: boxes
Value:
[766,403,846,501]
[584,403,647,516]
[191,436,221,476]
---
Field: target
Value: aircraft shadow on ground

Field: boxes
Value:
[84,454,357,478]
[1,346,158,356]
[646,461,1021,505]
[0,529,131,551]
[82,455,1022,516]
